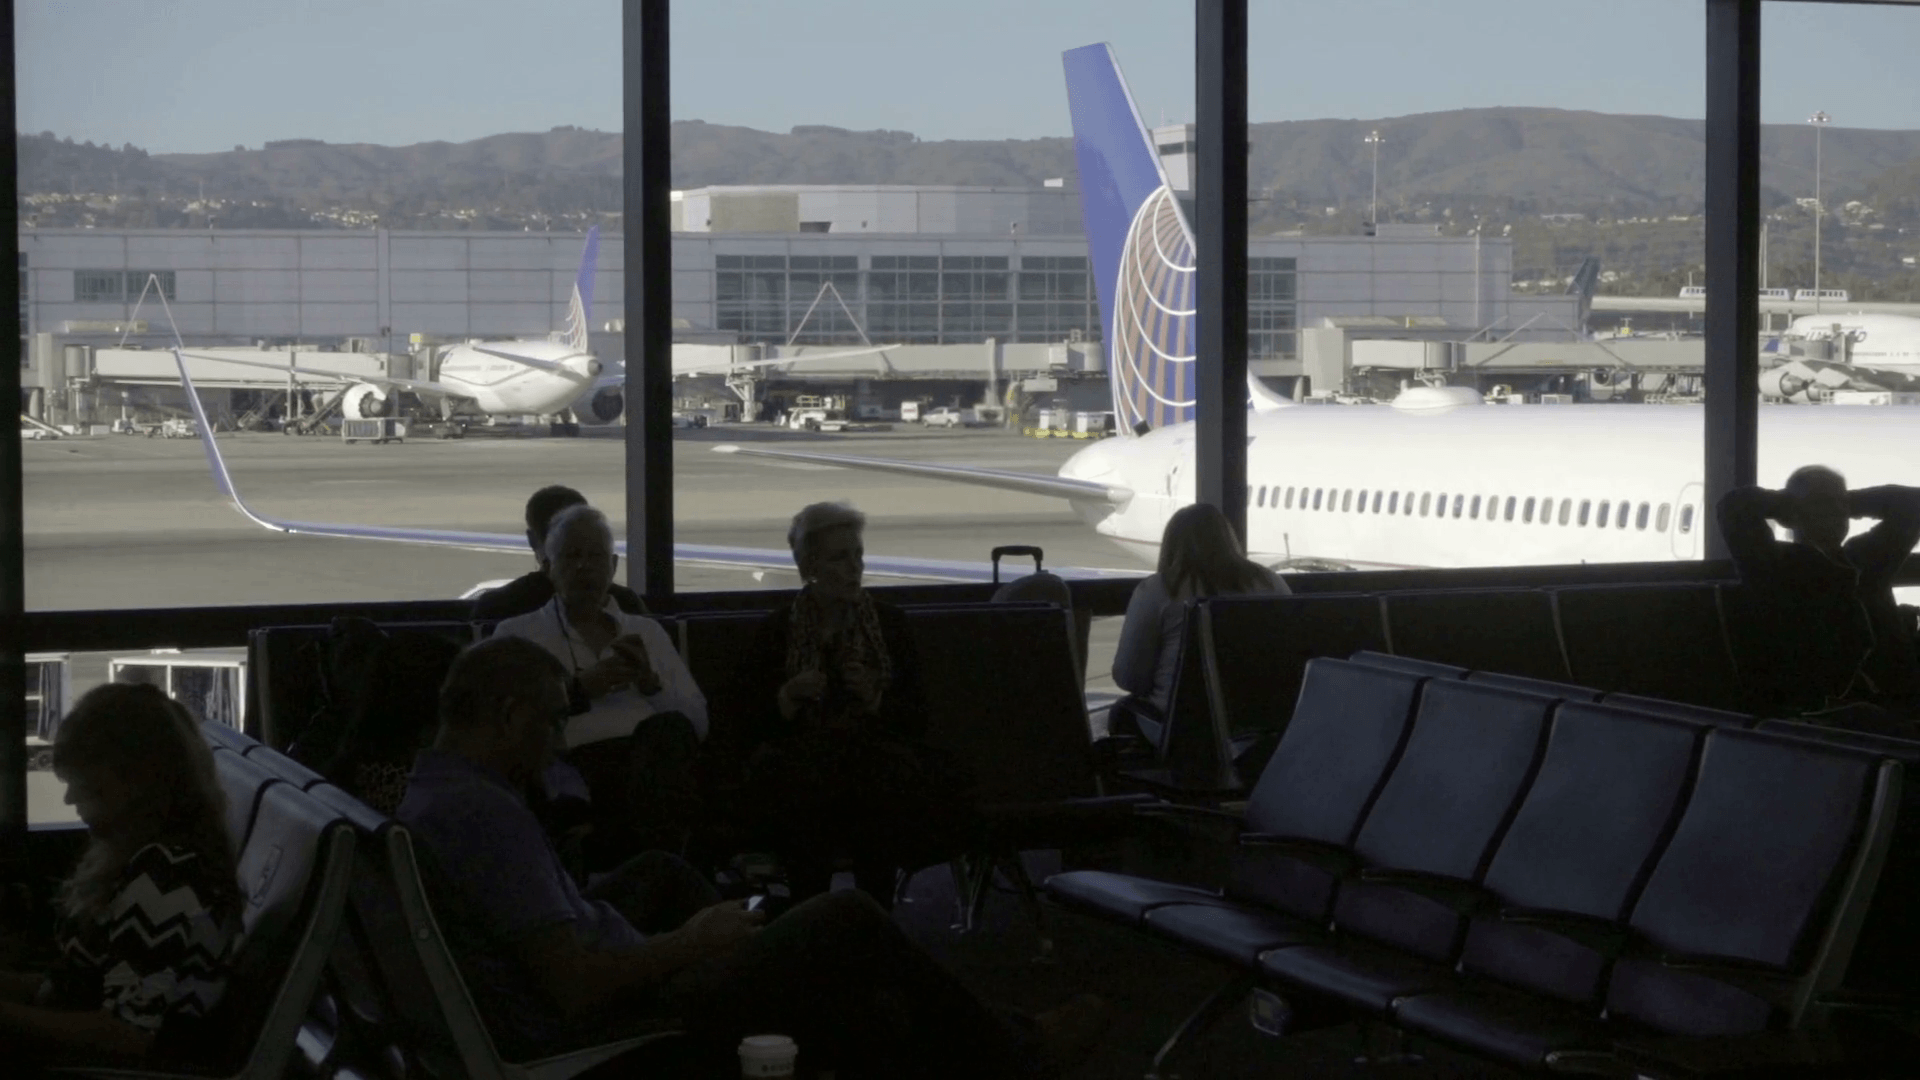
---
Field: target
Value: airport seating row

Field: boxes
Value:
[1045,657,1908,1076]
[243,599,1148,942]
[1129,581,1757,793]
[202,722,683,1080]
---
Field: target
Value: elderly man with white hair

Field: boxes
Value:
[493,503,707,863]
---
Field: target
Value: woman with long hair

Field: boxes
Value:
[0,683,242,1064]
[1113,503,1289,720]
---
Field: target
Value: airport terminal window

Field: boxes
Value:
[785,255,863,344]
[715,254,792,337]
[1248,257,1298,360]
[1015,255,1095,343]
[867,256,942,344]
[1656,504,1671,532]
[73,270,123,302]
[940,256,1011,339]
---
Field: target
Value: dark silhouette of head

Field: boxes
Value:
[1157,502,1268,598]
[1784,465,1849,553]
[524,485,589,562]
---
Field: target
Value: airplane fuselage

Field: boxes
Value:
[1060,403,1920,570]
[434,338,602,415]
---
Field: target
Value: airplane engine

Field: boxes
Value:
[341,382,390,419]
[574,386,624,424]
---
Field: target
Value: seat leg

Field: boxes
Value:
[996,853,1055,962]
[949,857,990,932]
[1145,970,1254,1080]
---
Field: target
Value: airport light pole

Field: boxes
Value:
[1365,130,1383,230]
[1808,110,1829,315]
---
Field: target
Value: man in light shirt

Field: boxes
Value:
[493,504,707,861]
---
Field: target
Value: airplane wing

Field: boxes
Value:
[671,344,906,376]
[170,350,1132,584]
[469,345,589,376]
[711,443,1132,505]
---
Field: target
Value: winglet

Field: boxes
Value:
[172,348,285,534]
[562,227,600,352]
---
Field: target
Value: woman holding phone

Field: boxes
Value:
[493,504,708,866]
[743,501,971,907]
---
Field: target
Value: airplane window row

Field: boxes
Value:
[1253,485,1697,535]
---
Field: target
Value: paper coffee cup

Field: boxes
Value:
[739,1034,797,1078]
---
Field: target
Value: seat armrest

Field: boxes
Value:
[1239,834,1358,876]
[1499,906,1631,957]
[1355,868,1491,914]
[1133,803,1245,827]
[1649,951,1800,1010]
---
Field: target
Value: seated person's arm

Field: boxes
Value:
[1717,485,1793,576]
[0,997,154,1059]
[635,623,708,738]
[1111,576,1167,697]
[1845,485,1920,580]
[514,901,761,1018]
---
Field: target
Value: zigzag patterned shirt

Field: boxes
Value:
[44,842,242,1039]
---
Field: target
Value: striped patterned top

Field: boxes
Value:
[44,842,242,1040]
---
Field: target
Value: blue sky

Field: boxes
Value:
[14,0,1918,152]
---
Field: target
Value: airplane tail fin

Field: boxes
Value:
[1062,43,1195,435]
[561,226,600,352]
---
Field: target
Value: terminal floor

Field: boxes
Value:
[891,853,1524,1080]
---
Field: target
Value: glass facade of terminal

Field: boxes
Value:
[712,250,1298,357]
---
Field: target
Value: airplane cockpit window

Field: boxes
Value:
[1656,503,1672,532]
[1679,504,1696,534]
[1523,497,1537,523]
[1636,503,1651,530]
[1558,500,1572,526]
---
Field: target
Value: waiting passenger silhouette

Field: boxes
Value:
[471,485,647,621]
[0,684,242,1068]
[322,631,464,817]
[1111,502,1289,737]
[493,505,706,865]
[743,501,971,909]
[1719,467,1920,729]
[398,636,1104,1077]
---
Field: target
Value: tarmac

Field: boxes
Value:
[22,420,1136,823]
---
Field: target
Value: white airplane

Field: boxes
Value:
[1761,314,1920,403]
[171,227,901,429]
[710,44,1920,573]
[179,43,1920,585]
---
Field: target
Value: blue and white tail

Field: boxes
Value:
[1063,44,1195,433]
[559,226,600,353]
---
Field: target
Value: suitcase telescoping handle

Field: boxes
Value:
[990,545,1045,584]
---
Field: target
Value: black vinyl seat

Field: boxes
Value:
[1109,601,1237,793]
[1347,650,1467,681]
[1374,704,1704,1070]
[1465,671,1601,702]
[1244,681,1554,1013]
[1395,728,1902,1068]
[1382,589,1571,681]
[1555,584,1740,711]
[246,620,478,749]
[1199,593,1388,782]
[213,747,284,854]
[1047,659,1423,931]
[1600,693,1750,729]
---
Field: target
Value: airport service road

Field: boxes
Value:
[22,423,1140,611]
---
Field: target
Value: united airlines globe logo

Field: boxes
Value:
[1112,185,1196,432]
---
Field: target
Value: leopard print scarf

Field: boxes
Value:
[785,586,893,689]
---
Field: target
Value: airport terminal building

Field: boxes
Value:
[18,189,1582,382]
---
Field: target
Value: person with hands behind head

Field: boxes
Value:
[493,504,706,865]
[747,502,974,908]
[401,636,1089,1079]
[1719,465,1920,726]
